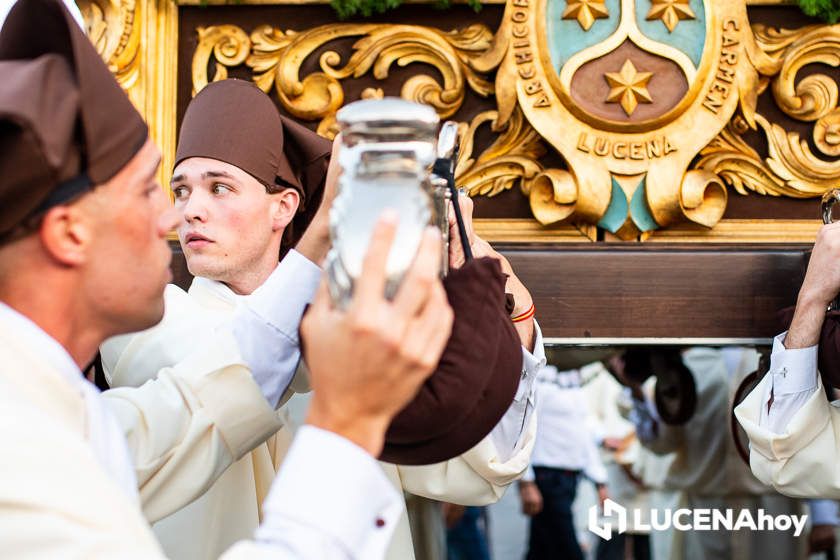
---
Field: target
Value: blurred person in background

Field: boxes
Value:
[519,363,609,560]
[614,347,807,560]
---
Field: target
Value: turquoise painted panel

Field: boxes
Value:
[635,0,706,68]
[548,0,622,72]
[629,177,660,231]
[597,177,629,233]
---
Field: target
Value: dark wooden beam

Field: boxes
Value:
[498,244,810,340]
[169,241,812,340]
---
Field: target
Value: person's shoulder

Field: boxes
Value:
[0,396,88,470]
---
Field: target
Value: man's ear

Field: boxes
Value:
[38,205,92,267]
[271,187,300,232]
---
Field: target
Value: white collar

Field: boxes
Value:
[188,261,283,306]
[189,276,244,306]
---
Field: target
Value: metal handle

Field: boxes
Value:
[436,121,459,160]
[432,121,471,264]
[822,189,840,311]
[822,188,840,225]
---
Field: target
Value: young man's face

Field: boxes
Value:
[170,158,297,290]
[81,139,179,335]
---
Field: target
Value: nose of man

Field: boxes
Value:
[182,191,210,224]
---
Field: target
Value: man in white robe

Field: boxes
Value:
[102,77,545,560]
[0,1,455,556]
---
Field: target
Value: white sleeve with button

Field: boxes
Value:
[489,320,546,462]
[253,426,402,559]
[759,331,821,434]
[232,250,322,408]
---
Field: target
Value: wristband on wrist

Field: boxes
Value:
[512,303,535,323]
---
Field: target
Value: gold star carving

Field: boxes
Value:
[562,0,609,31]
[604,59,654,116]
[646,0,696,32]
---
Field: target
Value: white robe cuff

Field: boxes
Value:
[759,331,820,434]
[489,320,546,462]
[257,426,401,559]
[233,250,322,408]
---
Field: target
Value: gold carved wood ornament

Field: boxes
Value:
[83,0,840,242]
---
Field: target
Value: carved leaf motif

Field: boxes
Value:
[696,116,840,198]
[815,108,840,156]
[752,24,811,60]
[248,25,296,93]
[443,23,494,55]
[751,23,840,122]
[456,107,547,198]
[315,24,493,118]
[697,120,779,196]
[192,25,252,95]
[760,114,840,193]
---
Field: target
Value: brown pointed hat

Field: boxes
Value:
[175,79,332,250]
[379,256,525,465]
[0,0,148,239]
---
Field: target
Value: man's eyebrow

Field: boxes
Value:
[203,170,239,181]
[170,174,185,185]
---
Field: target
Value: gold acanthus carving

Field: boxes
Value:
[191,20,574,219]
[696,115,840,199]
[815,108,840,156]
[456,107,545,197]
[753,24,840,123]
[694,23,840,200]
[193,22,495,136]
[193,25,252,95]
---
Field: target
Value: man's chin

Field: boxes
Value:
[185,259,228,282]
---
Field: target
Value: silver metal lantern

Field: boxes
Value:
[326,98,442,308]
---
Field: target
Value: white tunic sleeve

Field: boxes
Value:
[233,249,322,407]
[735,337,840,498]
[488,321,546,462]
[233,426,402,559]
[103,327,284,522]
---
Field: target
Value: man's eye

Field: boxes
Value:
[172,186,188,199]
[212,183,231,195]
